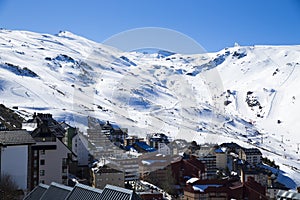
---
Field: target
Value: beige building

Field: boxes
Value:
[32,139,72,187]
[107,154,140,182]
[240,167,269,187]
[139,153,173,178]
[239,148,262,165]
[215,147,227,170]
[91,165,125,189]
[23,113,74,190]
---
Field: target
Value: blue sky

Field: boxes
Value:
[0,0,299,52]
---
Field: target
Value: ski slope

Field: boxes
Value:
[0,29,299,187]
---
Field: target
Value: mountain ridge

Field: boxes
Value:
[0,29,299,187]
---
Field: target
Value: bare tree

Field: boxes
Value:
[0,173,19,200]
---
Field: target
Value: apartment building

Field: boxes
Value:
[23,113,74,189]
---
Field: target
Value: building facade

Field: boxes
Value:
[91,165,125,189]
[23,113,74,189]
[72,133,90,166]
[239,148,262,165]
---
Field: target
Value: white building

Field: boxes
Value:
[0,130,35,191]
[72,133,90,166]
[157,143,171,155]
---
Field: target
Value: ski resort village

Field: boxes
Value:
[0,105,299,200]
[0,30,300,200]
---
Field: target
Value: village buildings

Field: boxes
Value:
[0,106,298,199]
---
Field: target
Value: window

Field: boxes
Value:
[40,170,45,176]
[34,159,38,167]
[33,171,37,178]
[62,158,67,166]
[40,180,45,184]
[41,150,45,155]
[253,156,257,161]
[62,167,67,173]
[40,159,45,165]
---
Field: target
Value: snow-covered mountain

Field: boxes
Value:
[0,29,299,187]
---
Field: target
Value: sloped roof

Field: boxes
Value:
[100,185,142,200]
[277,190,300,199]
[220,142,241,149]
[0,130,35,145]
[40,182,72,200]
[243,148,262,155]
[134,142,156,152]
[65,183,103,200]
[27,182,142,200]
[95,165,123,174]
[24,183,49,200]
[184,157,206,172]
[30,113,66,139]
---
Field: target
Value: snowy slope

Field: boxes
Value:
[0,29,299,187]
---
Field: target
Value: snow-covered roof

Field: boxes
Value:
[277,190,300,199]
[192,184,222,192]
[22,122,38,131]
[215,147,227,153]
[141,159,166,165]
[186,177,199,184]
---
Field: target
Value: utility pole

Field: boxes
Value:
[297,143,300,152]
[281,135,284,143]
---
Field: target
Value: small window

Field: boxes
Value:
[34,159,38,167]
[40,180,45,184]
[40,170,45,176]
[41,150,45,155]
[33,171,37,178]
[40,159,45,165]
